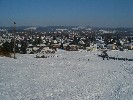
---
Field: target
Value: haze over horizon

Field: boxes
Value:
[0,0,133,27]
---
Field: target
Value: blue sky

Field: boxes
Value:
[0,0,133,27]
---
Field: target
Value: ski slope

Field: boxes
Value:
[0,50,133,100]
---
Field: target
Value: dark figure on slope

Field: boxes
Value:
[102,50,109,60]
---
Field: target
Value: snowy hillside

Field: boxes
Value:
[1,50,133,100]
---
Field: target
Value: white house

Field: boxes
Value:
[78,40,85,45]
[97,43,105,49]
[86,43,97,51]
[123,42,133,50]
[107,44,116,50]
[51,40,58,44]
[0,38,11,43]
[27,47,33,54]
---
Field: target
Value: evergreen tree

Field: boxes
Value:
[53,36,56,40]
[2,41,10,52]
[10,39,14,53]
[60,43,64,49]
[20,40,27,54]
[128,37,131,43]
[73,35,78,45]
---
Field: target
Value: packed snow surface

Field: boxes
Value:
[1,50,133,100]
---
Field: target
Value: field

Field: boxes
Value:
[0,50,133,100]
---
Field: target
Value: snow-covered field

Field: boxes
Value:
[1,50,133,100]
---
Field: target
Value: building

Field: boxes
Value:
[107,44,116,50]
[124,43,133,50]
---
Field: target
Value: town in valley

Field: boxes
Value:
[0,26,133,56]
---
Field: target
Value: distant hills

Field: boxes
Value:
[0,26,77,32]
[0,26,133,32]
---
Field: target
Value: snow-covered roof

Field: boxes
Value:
[107,44,115,46]
[37,44,47,47]
[78,40,85,45]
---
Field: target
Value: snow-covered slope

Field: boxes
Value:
[0,50,133,100]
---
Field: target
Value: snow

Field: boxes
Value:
[107,50,133,59]
[1,50,133,100]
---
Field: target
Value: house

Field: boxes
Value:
[51,40,58,44]
[97,43,105,49]
[128,43,133,50]
[27,47,33,54]
[42,39,46,44]
[0,43,2,47]
[78,40,85,45]
[32,47,40,53]
[27,43,50,54]
[86,43,97,51]
[65,45,78,51]
[124,43,133,50]
[40,47,52,53]
[51,44,61,50]
[78,40,86,49]
[0,38,11,43]
[107,44,116,50]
